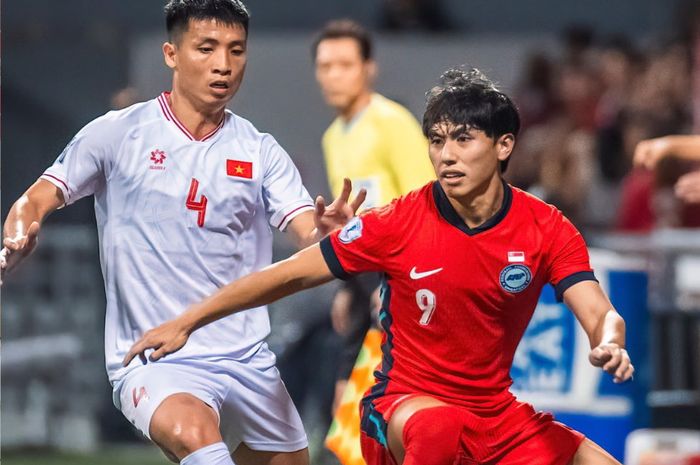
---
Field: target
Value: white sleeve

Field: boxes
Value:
[260,135,314,231]
[41,116,113,206]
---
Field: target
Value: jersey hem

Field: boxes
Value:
[242,437,309,452]
[554,271,598,302]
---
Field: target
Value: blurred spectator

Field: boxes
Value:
[511,19,700,233]
[380,0,452,31]
[634,135,700,204]
[312,18,433,415]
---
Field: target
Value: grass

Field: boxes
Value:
[2,445,172,465]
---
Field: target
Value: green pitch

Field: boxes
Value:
[2,446,171,465]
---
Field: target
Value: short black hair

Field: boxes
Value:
[312,19,373,61]
[422,68,520,172]
[165,0,250,42]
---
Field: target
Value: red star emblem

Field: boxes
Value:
[150,149,166,164]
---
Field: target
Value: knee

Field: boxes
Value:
[149,397,221,460]
[166,422,221,458]
[402,406,467,465]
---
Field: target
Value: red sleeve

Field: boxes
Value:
[546,212,597,301]
[320,205,395,279]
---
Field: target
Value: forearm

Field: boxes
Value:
[4,180,63,238]
[588,309,626,349]
[180,245,334,333]
[659,135,700,162]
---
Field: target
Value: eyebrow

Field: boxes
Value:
[198,37,246,47]
[428,124,474,138]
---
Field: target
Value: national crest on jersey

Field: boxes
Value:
[40,92,314,382]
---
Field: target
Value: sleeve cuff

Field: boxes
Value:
[554,271,598,302]
[320,237,351,280]
[40,172,70,206]
[272,203,315,231]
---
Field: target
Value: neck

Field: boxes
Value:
[339,91,372,122]
[448,175,505,228]
[168,88,226,140]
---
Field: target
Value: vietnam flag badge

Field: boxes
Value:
[226,159,253,179]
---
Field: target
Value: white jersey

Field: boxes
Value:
[41,92,314,383]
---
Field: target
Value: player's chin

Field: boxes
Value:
[438,177,469,196]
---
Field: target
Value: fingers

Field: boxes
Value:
[122,336,161,366]
[590,344,634,383]
[675,171,700,203]
[613,354,634,383]
[150,346,168,362]
[588,346,612,367]
[633,138,666,170]
[338,178,352,203]
[350,188,367,214]
[602,346,622,373]
[25,222,40,249]
[3,238,20,251]
[315,195,326,217]
[26,221,40,240]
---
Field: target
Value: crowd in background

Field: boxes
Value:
[506,14,700,234]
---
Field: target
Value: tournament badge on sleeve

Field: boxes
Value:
[325,328,383,465]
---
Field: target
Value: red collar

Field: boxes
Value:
[157,92,225,142]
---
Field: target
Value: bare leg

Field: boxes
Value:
[233,442,309,465]
[149,393,223,462]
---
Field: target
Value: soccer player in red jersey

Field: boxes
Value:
[125,68,634,465]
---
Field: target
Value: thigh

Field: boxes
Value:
[488,407,586,465]
[218,345,308,453]
[386,396,448,465]
[114,361,224,441]
[233,442,308,465]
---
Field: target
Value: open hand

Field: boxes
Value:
[1,221,41,285]
[314,178,366,237]
[675,170,700,203]
[122,318,191,366]
[589,343,634,383]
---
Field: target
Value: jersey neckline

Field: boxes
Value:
[432,179,512,236]
[157,92,225,142]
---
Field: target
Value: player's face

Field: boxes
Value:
[164,19,247,108]
[428,123,514,199]
[315,38,374,111]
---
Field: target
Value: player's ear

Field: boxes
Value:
[163,41,177,70]
[365,59,377,84]
[496,133,515,163]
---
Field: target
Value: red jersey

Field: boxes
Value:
[320,181,595,445]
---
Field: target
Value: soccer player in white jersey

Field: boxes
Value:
[0,1,365,465]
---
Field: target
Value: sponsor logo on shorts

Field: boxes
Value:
[132,386,149,408]
[499,264,532,293]
[339,217,363,244]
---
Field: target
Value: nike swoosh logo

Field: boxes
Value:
[410,266,443,279]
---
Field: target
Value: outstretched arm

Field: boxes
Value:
[562,280,634,383]
[634,135,700,169]
[2,179,65,283]
[123,243,336,365]
[286,178,366,249]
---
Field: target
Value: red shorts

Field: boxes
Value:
[360,393,585,465]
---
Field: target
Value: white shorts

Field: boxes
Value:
[112,343,307,453]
